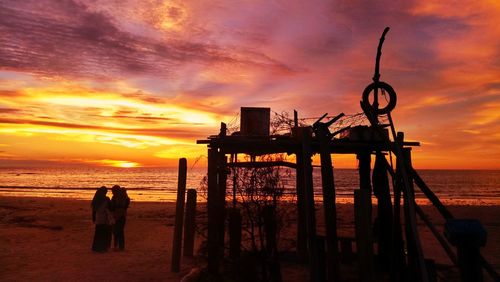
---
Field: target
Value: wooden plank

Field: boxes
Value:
[171,158,187,272]
[354,188,374,282]
[197,137,419,155]
[183,189,197,257]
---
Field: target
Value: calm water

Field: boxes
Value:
[0,167,499,205]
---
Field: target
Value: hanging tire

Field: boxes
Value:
[361,81,397,114]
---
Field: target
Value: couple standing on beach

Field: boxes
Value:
[91,185,130,253]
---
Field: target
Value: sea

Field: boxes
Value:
[0,167,499,205]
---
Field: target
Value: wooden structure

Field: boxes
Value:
[195,112,497,282]
[187,27,499,281]
[197,114,422,280]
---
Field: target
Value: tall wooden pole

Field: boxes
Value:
[217,154,228,258]
[316,125,340,281]
[372,152,393,270]
[402,147,428,281]
[292,127,308,262]
[300,127,320,281]
[355,151,374,282]
[354,189,374,282]
[391,134,406,281]
[171,158,187,272]
[207,148,220,276]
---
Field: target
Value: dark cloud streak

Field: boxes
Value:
[0,117,205,139]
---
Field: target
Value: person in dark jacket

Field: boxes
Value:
[91,186,112,252]
[110,185,130,250]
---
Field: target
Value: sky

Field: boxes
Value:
[0,0,499,169]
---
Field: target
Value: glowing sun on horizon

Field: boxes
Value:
[115,162,139,168]
[93,159,141,168]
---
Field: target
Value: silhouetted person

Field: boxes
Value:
[110,185,130,250]
[91,186,112,252]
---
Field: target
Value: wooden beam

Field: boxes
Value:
[414,204,457,265]
[412,169,453,220]
[227,161,296,169]
[197,136,419,155]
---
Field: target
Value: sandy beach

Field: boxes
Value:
[0,196,194,281]
[1,196,499,281]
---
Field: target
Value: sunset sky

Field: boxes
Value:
[0,0,499,169]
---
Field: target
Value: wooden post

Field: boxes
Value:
[391,133,406,281]
[445,219,487,282]
[354,189,374,282]
[171,158,187,272]
[294,109,298,128]
[229,208,242,259]
[315,125,340,281]
[183,189,197,257]
[339,237,354,263]
[402,147,428,282]
[372,152,393,270]
[231,153,238,209]
[207,148,220,276]
[263,205,282,281]
[292,127,308,262]
[316,235,326,282]
[263,205,278,256]
[356,151,373,281]
[300,127,320,281]
[425,259,437,282]
[357,151,372,192]
[217,154,228,260]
